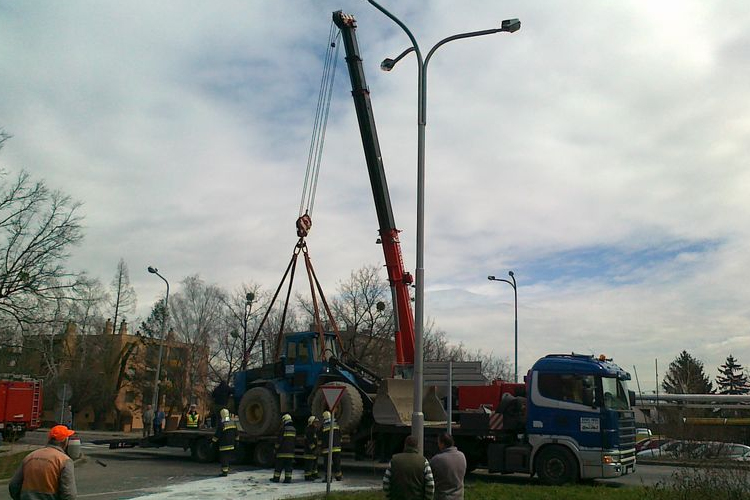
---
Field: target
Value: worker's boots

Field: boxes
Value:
[284,476,292,484]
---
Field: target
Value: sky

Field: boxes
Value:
[1,1,749,393]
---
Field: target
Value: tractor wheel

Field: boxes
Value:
[239,386,280,437]
[311,381,363,434]
[190,437,217,463]
[252,440,276,468]
[535,445,579,485]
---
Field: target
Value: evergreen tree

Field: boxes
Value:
[662,350,714,394]
[716,354,749,395]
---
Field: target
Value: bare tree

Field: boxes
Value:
[298,264,394,372]
[212,283,263,385]
[169,275,225,405]
[0,168,84,329]
[109,258,136,334]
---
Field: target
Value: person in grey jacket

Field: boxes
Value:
[429,433,466,500]
[9,425,77,500]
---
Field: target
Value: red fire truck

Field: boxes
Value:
[0,375,43,441]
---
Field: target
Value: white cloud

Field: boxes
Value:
[1,1,749,385]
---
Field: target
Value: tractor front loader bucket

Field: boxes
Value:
[372,379,447,425]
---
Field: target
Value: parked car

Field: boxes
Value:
[636,440,703,460]
[695,442,750,460]
[636,437,670,453]
[636,427,653,442]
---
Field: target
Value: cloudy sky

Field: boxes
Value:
[2,1,749,392]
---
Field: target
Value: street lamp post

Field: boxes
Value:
[488,271,518,382]
[241,292,255,370]
[367,0,520,454]
[148,266,170,411]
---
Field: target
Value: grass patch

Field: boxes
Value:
[300,482,646,500]
[0,449,31,480]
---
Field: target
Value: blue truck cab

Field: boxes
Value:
[525,354,637,481]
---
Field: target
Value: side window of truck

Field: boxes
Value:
[538,373,596,406]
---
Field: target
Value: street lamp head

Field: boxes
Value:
[508,271,514,277]
[500,18,521,33]
[380,58,396,72]
[246,292,255,303]
[148,266,158,274]
[487,275,496,281]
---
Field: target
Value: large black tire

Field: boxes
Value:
[311,381,363,435]
[190,437,217,463]
[238,386,280,437]
[252,440,276,468]
[535,446,579,485]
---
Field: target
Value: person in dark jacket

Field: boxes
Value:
[153,408,165,435]
[272,413,296,483]
[429,433,466,500]
[320,411,342,481]
[303,416,320,481]
[9,425,78,500]
[212,408,238,476]
[383,435,435,500]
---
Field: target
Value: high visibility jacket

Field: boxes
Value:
[186,411,200,428]
[321,419,341,453]
[304,424,319,460]
[212,419,238,452]
[275,420,296,459]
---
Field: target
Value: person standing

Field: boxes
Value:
[142,404,154,438]
[320,411,342,482]
[303,416,320,481]
[272,413,296,483]
[211,409,238,476]
[383,435,435,500]
[429,433,466,500]
[153,408,165,435]
[185,404,200,429]
[9,425,77,500]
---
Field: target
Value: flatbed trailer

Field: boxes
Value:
[92,427,279,466]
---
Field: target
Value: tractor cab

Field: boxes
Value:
[281,331,339,391]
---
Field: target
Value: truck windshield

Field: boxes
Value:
[601,377,630,410]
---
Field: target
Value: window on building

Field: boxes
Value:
[125,391,135,403]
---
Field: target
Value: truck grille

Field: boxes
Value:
[618,410,636,463]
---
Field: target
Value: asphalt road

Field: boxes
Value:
[9,430,680,499]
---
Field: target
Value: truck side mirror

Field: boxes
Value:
[628,390,636,408]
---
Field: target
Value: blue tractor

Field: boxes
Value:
[233,331,380,437]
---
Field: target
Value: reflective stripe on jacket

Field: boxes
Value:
[186,412,199,428]
[212,419,239,452]
[321,420,341,453]
[275,420,296,458]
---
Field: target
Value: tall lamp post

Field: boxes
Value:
[367,0,520,454]
[241,292,255,370]
[148,266,170,411]
[488,271,518,382]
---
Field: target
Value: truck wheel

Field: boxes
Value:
[239,386,280,437]
[190,437,217,463]
[252,441,276,468]
[535,446,579,485]
[311,381,363,434]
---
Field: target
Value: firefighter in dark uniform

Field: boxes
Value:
[211,408,238,476]
[272,413,296,483]
[321,410,342,481]
[304,416,320,481]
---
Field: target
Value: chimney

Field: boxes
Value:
[105,318,114,335]
[118,320,128,335]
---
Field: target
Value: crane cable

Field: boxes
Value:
[298,22,341,223]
